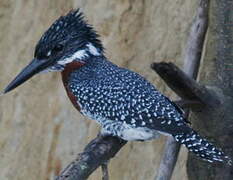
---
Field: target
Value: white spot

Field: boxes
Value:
[75,11,80,17]
[47,50,51,56]
[213,158,223,162]
[132,99,137,105]
[121,115,125,120]
[56,25,60,31]
[131,119,136,123]
[199,147,204,151]
[161,120,166,124]
[87,43,100,56]
[58,50,88,65]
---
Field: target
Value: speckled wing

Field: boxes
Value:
[68,63,231,164]
[69,67,188,135]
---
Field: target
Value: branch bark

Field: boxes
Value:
[187,0,233,179]
[174,100,202,110]
[151,62,220,108]
[155,135,181,180]
[155,0,210,180]
[55,136,126,180]
[101,161,109,180]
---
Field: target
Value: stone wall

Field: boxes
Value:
[0,0,197,179]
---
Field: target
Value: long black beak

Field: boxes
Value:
[3,58,51,94]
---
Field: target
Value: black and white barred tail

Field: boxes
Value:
[173,128,232,165]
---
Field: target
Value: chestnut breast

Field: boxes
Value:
[61,61,85,111]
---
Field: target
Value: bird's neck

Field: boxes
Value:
[61,61,86,111]
[61,61,86,85]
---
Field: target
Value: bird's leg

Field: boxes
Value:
[99,128,127,144]
[101,160,109,180]
[99,128,112,137]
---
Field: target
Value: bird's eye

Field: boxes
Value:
[46,44,64,58]
[53,44,64,52]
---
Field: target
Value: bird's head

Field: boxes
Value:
[2,9,103,94]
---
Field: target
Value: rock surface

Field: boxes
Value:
[0,0,197,179]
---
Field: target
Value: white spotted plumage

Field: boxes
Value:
[66,56,232,164]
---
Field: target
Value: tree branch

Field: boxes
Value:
[155,138,181,180]
[187,0,233,179]
[174,100,202,110]
[151,62,220,108]
[55,136,126,180]
[155,1,210,180]
[183,0,210,79]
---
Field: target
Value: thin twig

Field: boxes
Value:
[154,0,210,180]
[101,161,109,180]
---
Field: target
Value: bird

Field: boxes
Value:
[2,9,231,165]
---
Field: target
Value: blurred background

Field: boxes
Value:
[0,0,198,179]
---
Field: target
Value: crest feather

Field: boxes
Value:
[35,9,103,58]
